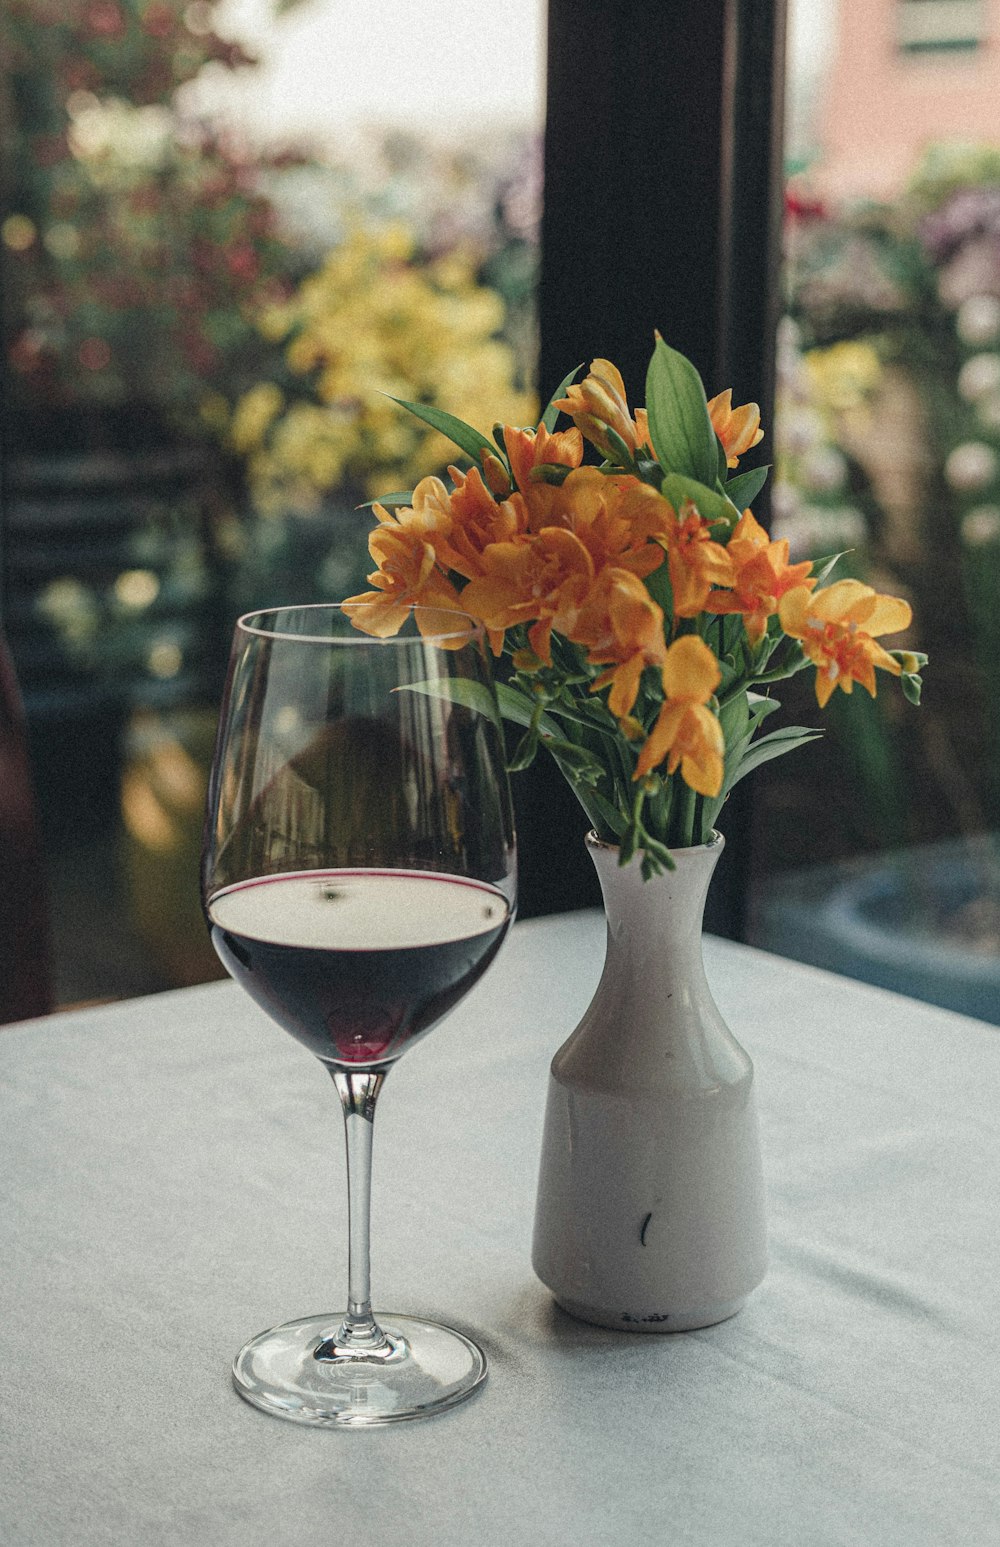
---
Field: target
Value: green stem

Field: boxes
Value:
[672,778,697,848]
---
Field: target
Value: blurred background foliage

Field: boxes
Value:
[0,0,540,1000]
[770,146,1000,865]
[1,0,998,1006]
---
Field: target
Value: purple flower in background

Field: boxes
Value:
[920,188,1000,262]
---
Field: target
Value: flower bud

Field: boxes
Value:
[481,452,512,498]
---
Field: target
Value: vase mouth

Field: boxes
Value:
[586,829,724,858]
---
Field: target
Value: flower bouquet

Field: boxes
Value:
[344,336,926,874]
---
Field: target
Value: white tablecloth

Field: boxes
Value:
[2,912,998,1546]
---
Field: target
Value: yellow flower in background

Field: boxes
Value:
[778,579,912,707]
[233,220,535,507]
[230,383,284,455]
[707,389,764,469]
[634,636,724,795]
[804,341,882,416]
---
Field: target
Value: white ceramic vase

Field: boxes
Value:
[532,831,767,1331]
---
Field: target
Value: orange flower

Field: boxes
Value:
[545,468,669,580]
[570,567,669,717]
[663,499,735,617]
[461,527,595,662]
[499,420,584,528]
[433,464,528,580]
[372,474,453,540]
[704,509,815,642]
[634,635,724,795]
[707,388,764,469]
[553,359,651,460]
[342,519,463,639]
[505,416,581,482]
[778,579,912,708]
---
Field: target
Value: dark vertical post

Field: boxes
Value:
[713,0,789,937]
[528,0,788,933]
[540,0,730,397]
[718,0,788,448]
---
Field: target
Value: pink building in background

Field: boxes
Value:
[816,0,1000,200]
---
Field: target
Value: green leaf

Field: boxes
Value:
[538,736,605,785]
[400,676,503,733]
[746,691,782,724]
[601,425,638,468]
[402,677,567,744]
[541,365,584,431]
[723,464,770,510]
[494,683,561,737]
[507,728,540,772]
[726,726,822,789]
[703,724,821,827]
[644,337,719,486]
[660,472,736,528]
[529,462,573,486]
[387,396,495,465]
[357,490,414,508]
[644,551,674,618]
[901,673,923,706]
[555,776,628,842]
[574,785,627,839]
[718,688,750,749]
[635,456,665,490]
[721,612,746,657]
[541,696,619,738]
[619,821,639,867]
[810,550,850,586]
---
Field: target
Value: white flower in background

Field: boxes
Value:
[780,404,823,455]
[770,481,802,526]
[775,316,807,389]
[820,505,868,548]
[957,353,1000,402]
[770,502,867,560]
[944,441,999,491]
[975,394,1000,432]
[957,294,1000,348]
[960,505,1000,546]
[801,444,848,494]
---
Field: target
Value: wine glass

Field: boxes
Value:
[202,603,516,1426]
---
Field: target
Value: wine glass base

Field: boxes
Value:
[232,1313,487,1426]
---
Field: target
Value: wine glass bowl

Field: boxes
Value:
[202,603,515,1425]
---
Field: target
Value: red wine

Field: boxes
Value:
[208,870,511,1067]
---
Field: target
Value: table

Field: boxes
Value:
[2,912,999,1546]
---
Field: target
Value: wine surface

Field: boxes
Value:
[209,870,510,1067]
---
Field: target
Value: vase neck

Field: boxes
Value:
[587,834,723,985]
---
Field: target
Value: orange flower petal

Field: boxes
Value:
[661,635,721,704]
[341,594,413,637]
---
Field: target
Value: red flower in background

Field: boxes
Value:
[85,2,126,37]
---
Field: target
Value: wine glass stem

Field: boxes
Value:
[330,1068,389,1353]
